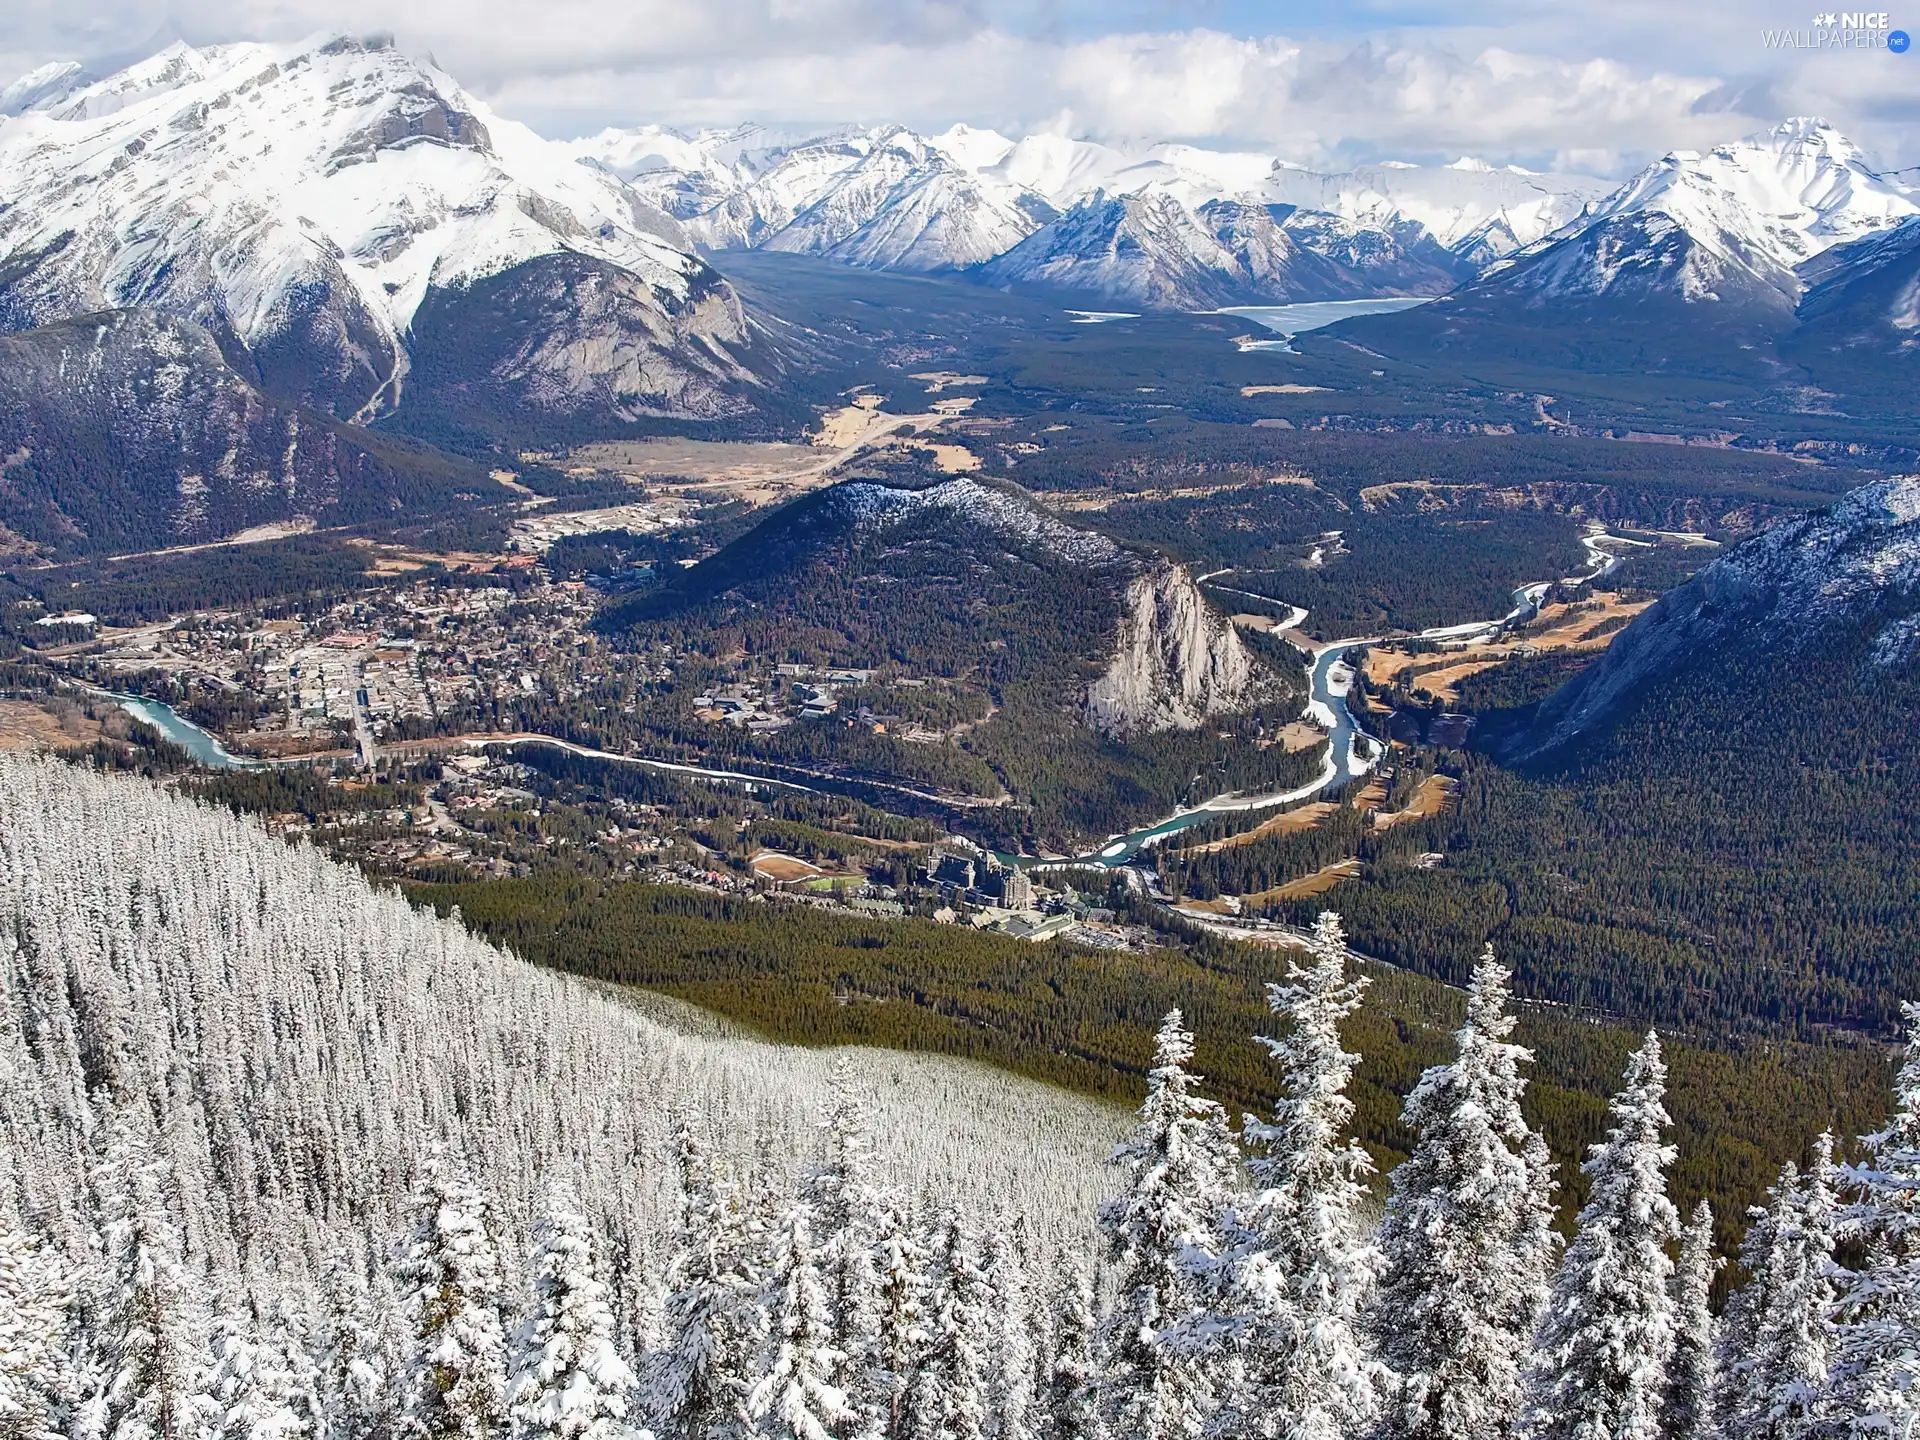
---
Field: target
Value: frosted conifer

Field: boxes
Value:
[982,1220,1035,1440]
[1371,948,1558,1440]
[746,1198,850,1440]
[1723,1143,1837,1440]
[1525,1033,1679,1440]
[650,1121,758,1440]
[1829,1004,1920,1440]
[83,1106,215,1440]
[207,1308,307,1440]
[1095,1010,1236,1440]
[508,1188,639,1440]
[316,1248,397,1440]
[868,1194,927,1440]
[905,1213,990,1440]
[1664,1201,1718,1440]
[807,1063,884,1438]
[395,1154,510,1440]
[1219,913,1388,1440]
[0,1219,75,1440]
[1042,1269,1099,1440]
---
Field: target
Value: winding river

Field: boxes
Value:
[105,533,1627,871]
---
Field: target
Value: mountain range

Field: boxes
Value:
[574,121,1607,309]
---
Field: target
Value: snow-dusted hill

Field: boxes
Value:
[1472,119,1920,310]
[1503,475,1920,764]
[0,752,1117,1312]
[0,36,756,424]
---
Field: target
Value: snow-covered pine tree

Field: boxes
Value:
[1829,1003,1920,1440]
[1525,1033,1680,1440]
[1722,1142,1836,1440]
[1370,947,1558,1440]
[394,1153,510,1440]
[807,1062,884,1439]
[206,1306,307,1440]
[746,1195,850,1440]
[1095,1009,1237,1440]
[316,1247,397,1440]
[650,1120,758,1440]
[82,1104,215,1440]
[507,1187,639,1440]
[905,1212,991,1440]
[868,1193,927,1440]
[1041,1269,1098,1440]
[1218,913,1388,1440]
[1664,1201,1718,1440]
[982,1219,1035,1440]
[0,1217,76,1440]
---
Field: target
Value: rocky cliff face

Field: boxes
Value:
[1503,475,1920,764]
[1085,562,1277,738]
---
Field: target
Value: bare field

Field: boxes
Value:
[0,699,103,752]
[1373,773,1457,829]
[1364,591,1653,704]
[1241,857,1362,906]
[1169,800,1339,859]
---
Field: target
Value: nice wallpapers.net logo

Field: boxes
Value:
[1764,11,1911,48]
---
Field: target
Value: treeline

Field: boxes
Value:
[405,874,1893,1247]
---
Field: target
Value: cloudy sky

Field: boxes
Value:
[3,0,1916,174]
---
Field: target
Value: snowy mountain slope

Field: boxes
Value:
[0,308,502,558]
[1473,119,1920,308]
[978,190,1467,309]
[0,751,1116,1305]
[0,36,756,425]
[1503,475,1920,764]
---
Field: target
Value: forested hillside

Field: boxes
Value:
[2,772,1915,1440]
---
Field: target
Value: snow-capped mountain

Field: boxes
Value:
[0,36,757,425]
[1504,474,1920,765]
[1473,119,1920,310]
[977,189,1467,309]
[572,120,1607,307]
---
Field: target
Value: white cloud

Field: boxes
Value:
[2,0,1916,171]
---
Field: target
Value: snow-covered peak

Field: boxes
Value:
[1447,156,1495,173]
[1559,116,1919,290]
[928,123,1015,172]
[0,35,708,396]
[836,479,1127,569]
[0,60,85,116]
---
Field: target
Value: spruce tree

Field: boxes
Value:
[1664,1201,1718,1440]
[1525,1033,1679,1440]
[1371,948,1557,1440]
[0,1219,75,1440]
[807,1061,884,1439]
[905,1213,990,1440]
[746,1198,850,1440]
[1723,1143,1837,1440]
[1042,1269,1099,1440]
[84,1106,215,1440]
[395,1153,510,1440]
[207,1308,307,1440]
[1095,1010,1236,1440]
[508,1188,639,1440]
[1829,1003,1920,1440]
[982,1220,1035,1440]
[1220,913,1387,1440]
[869,1194,927,1440]
[650,1120,757,1440]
